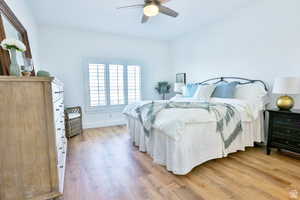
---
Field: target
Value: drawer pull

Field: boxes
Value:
[56,109,59,111]
[59,147,63,150]
[59,165,64,168]
[54,91,64,94]
[57,128,61,131]
[62,152,65,154]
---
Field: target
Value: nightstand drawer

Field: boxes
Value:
[272,133,300,143]
[273,116,300,127]
[272,126,300,137]
[271,137,300,149]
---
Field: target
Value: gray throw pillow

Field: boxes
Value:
[211,81,239,98]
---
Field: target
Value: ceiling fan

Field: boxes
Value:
[117,0,179,24]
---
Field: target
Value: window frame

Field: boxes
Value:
[84,58,142,113]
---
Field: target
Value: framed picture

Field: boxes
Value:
[176,73,186,84]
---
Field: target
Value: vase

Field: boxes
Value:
[9,49,21,76]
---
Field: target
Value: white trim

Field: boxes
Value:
[83,119,126,129]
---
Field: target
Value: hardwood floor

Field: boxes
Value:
[62,126,300,200]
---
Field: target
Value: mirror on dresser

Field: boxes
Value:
[0,0,34,75]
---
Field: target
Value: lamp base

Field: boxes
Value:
[276,95,294,110]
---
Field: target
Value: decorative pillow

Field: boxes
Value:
[193,84,216,101]
[211,81,239,98]
[183,84,198,97]
[234,83,268,101]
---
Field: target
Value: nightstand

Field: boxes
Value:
[267,109,300,155]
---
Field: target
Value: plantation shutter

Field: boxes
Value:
[88,64,106,106]
[109,64,125,105]
[127,65,141,104]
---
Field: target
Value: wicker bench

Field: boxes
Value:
[64,106,83,138]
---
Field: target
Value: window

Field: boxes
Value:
[87,63,141,108]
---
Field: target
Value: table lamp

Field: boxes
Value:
[273,77,300,110]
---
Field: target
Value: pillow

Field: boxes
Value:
[211,81,239,98]
[234,83,268,101]
[193,84,216,101]
[183,84,198,97]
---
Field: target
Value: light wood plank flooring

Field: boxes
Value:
[62,126,300,200]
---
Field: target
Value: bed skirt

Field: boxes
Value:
[126,113,265,175]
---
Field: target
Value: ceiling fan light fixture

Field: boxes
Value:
[143,4,159,17]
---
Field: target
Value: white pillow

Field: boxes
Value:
[193,84,216,101]
[234,83,268,101]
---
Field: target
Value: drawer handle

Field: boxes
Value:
[57,128,61,131]
[55,91,64,94]
[62,152,65,154]
[56,109,59,111]
[59,165,64,168]
[59,147,63,150]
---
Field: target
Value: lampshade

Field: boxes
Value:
[272,77,300,94]
[143,4,159,17]
[174,83,184,93]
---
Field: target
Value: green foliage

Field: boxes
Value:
[155,81,171,95]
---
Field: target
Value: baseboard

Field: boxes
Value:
[83,119,126,129]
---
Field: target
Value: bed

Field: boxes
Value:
[123,77,269,175]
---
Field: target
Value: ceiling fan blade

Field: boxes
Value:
[117,4,144,9]
[141,14,149,24]
[158,0,171,4]
[159,5,179,17]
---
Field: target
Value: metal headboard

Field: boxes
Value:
[195,77,269,92]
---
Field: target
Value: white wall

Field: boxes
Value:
[4,0,40,66]
[170,0,300,108]
[38,25,172,128]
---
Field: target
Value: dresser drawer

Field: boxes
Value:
[54,101,64,122]
[53,91,63,103]
[52,81,64,103]
[57,148,67,164]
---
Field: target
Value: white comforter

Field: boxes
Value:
[125,98,265,174]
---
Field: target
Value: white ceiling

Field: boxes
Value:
[27,0,253,41]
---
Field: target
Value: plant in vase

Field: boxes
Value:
[1,38,26,76]
[155,81,171,100]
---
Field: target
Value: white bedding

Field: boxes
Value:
[125,98,266,175]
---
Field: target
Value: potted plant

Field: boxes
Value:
[155,81,171,100]
[1,38,26,76]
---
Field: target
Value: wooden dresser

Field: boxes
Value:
[0,77,67,200]
[267,109,300,155]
